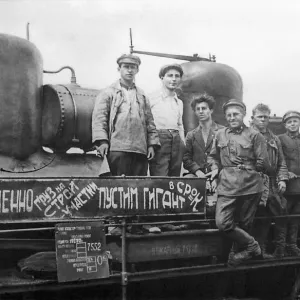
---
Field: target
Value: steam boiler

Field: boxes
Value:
[180,61,243,131]
[130,48,243,132]
[0,33,106,177]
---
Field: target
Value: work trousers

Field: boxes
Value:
[108,151,148,176]
[252,182,287,249]
[285,195,300,246]
[149,129,184,177]
[216,193,261,247]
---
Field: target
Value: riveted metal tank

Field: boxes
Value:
[0,34,43,159]
[179,61,243,132]
[42,84,100,152]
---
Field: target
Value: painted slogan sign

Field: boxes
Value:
[0,177,205,221]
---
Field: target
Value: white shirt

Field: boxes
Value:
[149,89,185,142]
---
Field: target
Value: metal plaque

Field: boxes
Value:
[55,221,109,282]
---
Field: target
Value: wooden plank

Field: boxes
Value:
[108,230,223,263]
[0,177,205,221]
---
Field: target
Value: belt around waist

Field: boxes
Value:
[158,129,179,133]
[223,165,256,171]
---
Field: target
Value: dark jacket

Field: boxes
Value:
[278,133,300,194]
[252,127,289,182]
[207,126,269,196]
[92,80,160,154]
[183,122,224,174]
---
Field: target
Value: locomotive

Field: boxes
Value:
[0,32,298,300]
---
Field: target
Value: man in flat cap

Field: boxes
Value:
[250,104,288,259]
[278,111,300,256]
[92,54,160,176]
[149,64,185,176]
[207,99,269,267]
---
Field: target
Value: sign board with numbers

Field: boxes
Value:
[55,221,109,282]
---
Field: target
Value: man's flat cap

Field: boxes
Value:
[222,99,246,113]
[159,64,183,78]
[282,110,300,123]
[117,54,141,66]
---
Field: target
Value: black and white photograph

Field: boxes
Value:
[0,0,300,299]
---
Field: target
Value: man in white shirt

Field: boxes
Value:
[149,64,185,176]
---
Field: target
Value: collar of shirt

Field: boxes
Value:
[161,90,179,104]
[287,131,300,139]
[119,80,136,90]
[228,125,245,134]
[198,121,217,131]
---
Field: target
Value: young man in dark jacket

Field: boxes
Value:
[278,111,300,256]
[251,104,289,258]
[183,93,224,178]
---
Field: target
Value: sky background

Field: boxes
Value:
[1,0,300,121]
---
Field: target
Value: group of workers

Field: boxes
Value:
[91,53,300,267]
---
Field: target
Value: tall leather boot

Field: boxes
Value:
[273,223,287,258]
[226,227,261,267]
[260,243,274,259]
[286,223,300,256]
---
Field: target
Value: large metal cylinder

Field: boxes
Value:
[42,84,100,152]
[180,61,243,132]
[0,34,43,159]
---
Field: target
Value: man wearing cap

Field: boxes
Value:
[278,111,300,256]
[250,104,288,259]
[149,64,185,177]
[92,54,160,176]
[207,99,269,267]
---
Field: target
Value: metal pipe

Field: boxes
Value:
[128,257,300,282]
[129,28,134,54]
[132,50,212,62]
[121,217,127,300]
[26,22,30,41]
[60,85,79,143]
[0,227,54,234]
[43,66,77,84]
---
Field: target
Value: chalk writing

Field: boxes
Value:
[55,222,109,282]
[0,177,205,220]
[0,189,33,213]
[151,244,199,257]
[98,187,138,209]
[34,181,98,217]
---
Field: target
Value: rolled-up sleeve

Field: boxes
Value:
[92,90,111,143]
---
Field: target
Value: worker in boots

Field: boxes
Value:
[207,99,269,267]
[92,54,160,176]
[251,104,288,259]
[92,54,160,235]
[278,111,300,256]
